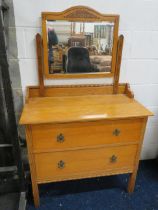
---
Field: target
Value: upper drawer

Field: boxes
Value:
[31,118,143,152]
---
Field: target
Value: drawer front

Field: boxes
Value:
[32,119,143,152]
[35,145,137,182]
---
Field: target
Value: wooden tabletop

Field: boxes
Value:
[19,94,153,125]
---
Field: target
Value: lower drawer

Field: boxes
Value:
[35,145,137,183]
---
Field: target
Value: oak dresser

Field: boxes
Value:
[19,6,153,208]
[20,84,152,207]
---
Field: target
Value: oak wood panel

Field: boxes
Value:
[27,84,126,98]
[113,35,124,94]
[37,168,133,184]
[36,33,45,97]
[35,144,137,183]
[25,87,30,103]
[128,117,148,193]
[32,119,143,152]
[25,126,40,208]
[20,94,153,125]
[124,83,134,99]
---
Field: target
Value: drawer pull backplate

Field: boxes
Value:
[58,160,65,169]
[110,155,117,163]
[113,129,121,136]
[57,133,65,143]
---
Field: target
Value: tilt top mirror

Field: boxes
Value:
[42,6,119,79]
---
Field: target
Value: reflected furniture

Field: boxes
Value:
[66,47,93,73]
[19,6,153,208]
[68,36,86,47]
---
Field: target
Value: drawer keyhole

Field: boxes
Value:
[58,160,65,169]
[57,133,65,143]
[110,155,117,163]
[113,129,121,136]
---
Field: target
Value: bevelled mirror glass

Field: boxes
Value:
[42,6,119,79]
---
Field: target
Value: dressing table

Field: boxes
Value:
[19,6,153,207]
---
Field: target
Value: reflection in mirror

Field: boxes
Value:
[46,20,114,74]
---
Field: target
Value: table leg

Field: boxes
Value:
[32,180,40,208]
[127,172,137,193]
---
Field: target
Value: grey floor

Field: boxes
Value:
[0,192,20,210]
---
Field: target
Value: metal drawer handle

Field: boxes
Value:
[113,129,121,136]
[57,133,64,143]
[110,155,117,163]
[58,160,65,169]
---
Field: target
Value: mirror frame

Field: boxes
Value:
[42,6,119,79]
